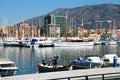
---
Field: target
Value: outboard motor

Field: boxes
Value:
[42,60,47,66]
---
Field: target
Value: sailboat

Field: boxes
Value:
[2,17,13,46]
[108,20,117,45]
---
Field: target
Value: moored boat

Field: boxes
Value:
[31,38,54,48]
[109,41,117,45]
[71,55,103,69]
[37,63,72,73]
[101,54,120,67]
[38,38,54,47]
[54,41,94,47]
[0,58,18,77]
[2,38,31,48]
[3,39,14,46]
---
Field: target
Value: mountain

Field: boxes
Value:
[23,4,120,29]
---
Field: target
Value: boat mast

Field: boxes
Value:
[3,16,8,40]
[65,10,68,40]
[6,18,8,40]
[31,18,33,38]
[75,18,77,37]
[81,18,84,27]
[112,20,116,39]
[3,16,6,27]
[54,15,56,38]
[81,18,84,40]
[3,16,5,40]
[113,19,116,30]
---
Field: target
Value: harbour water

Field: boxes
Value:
[0,45,120,76]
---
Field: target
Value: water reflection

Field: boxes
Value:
[0,45,119,75]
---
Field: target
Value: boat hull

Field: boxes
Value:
[37,64,72,73]
[39,44,54,47]
[71,56,103,69]
[72,61,102,69]
[0,69,18,77]
[31,38,54,48]
[0,58,18,77]
[54,41,94,47]
[38,66,69,73]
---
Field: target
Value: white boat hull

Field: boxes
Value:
[54,41,94,47]
[31,38,54,47]
[0,58,18,77]
[109,41,117,45]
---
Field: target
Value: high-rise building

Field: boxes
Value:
[45,14,66,37]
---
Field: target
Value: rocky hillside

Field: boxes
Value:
[23,4,120,29]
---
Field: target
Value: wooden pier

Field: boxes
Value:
[1,67,120,80]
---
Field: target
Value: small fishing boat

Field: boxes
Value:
[0,58,18,77]
[37,60,72,73]
[71,55,103,69]
[37,64,72,73]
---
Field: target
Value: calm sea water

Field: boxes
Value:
[0,45,120,75]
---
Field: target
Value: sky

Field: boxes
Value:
[0,0,120,25]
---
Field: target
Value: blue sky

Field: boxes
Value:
[0,0,120,25]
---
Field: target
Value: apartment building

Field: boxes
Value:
[0,22,40,40]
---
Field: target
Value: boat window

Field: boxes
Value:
[32,39,38,42]
[77,57,82,60]
[85,55,98,58]
[1,64,15,67]
[88,59,92,61]
[104,59,110,62]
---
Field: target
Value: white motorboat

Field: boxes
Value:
[3,39,31,48]
[109,41,117,45]
[71,55,103,69]
[0,58,18,77]
[3,39,14,46]
[31,38,54,47]
[101,54,120,66]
